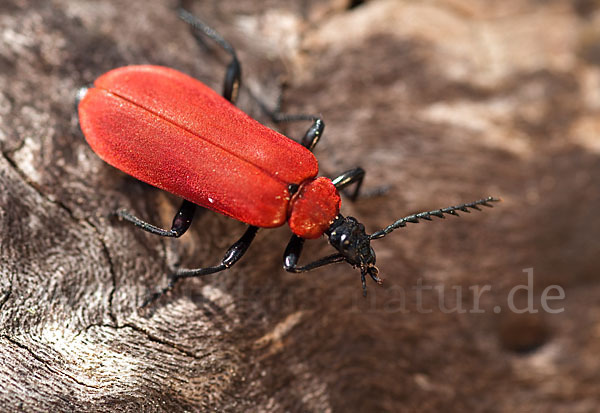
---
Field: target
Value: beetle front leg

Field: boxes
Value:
[283,235,345,272]
[115,199,196,238]
[142,225,259,306]
[283,235,380,296]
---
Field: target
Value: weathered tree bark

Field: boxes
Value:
[1,0,599,411]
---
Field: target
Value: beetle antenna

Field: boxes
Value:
[369,197,500,240]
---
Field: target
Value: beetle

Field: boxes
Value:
[77,7,498,303]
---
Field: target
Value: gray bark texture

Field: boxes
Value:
[1,0,600,411]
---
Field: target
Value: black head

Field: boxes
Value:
[326,215,382,292]
[324,197,499,295]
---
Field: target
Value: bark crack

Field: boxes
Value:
[122,322,208,360]
[74,322,208,360]
[1,136,26,155]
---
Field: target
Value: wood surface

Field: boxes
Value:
[1,0,599,411]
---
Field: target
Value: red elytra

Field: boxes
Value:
[78,65,341,239]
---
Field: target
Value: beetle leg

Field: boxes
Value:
[360,271,367,297]
[115,200,196,238]
[177,7,241,104]
[142,225,259,306]
[270,114,325,152]
[331,167,366,202]
[300,118,325,151]
[177,4,326,150]
[283,234,345,272]
[248,88,325,151]
[251,88,319,125]
[332,167,390,200]
[222,58,241,104]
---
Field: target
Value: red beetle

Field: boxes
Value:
[78,8,498,302]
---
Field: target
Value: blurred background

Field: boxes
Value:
[0,0,599,411]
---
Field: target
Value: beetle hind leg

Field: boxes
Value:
[177,3,325,152]
[115,199,196,238]
[177,5,241,104]
[142,225,259,307]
